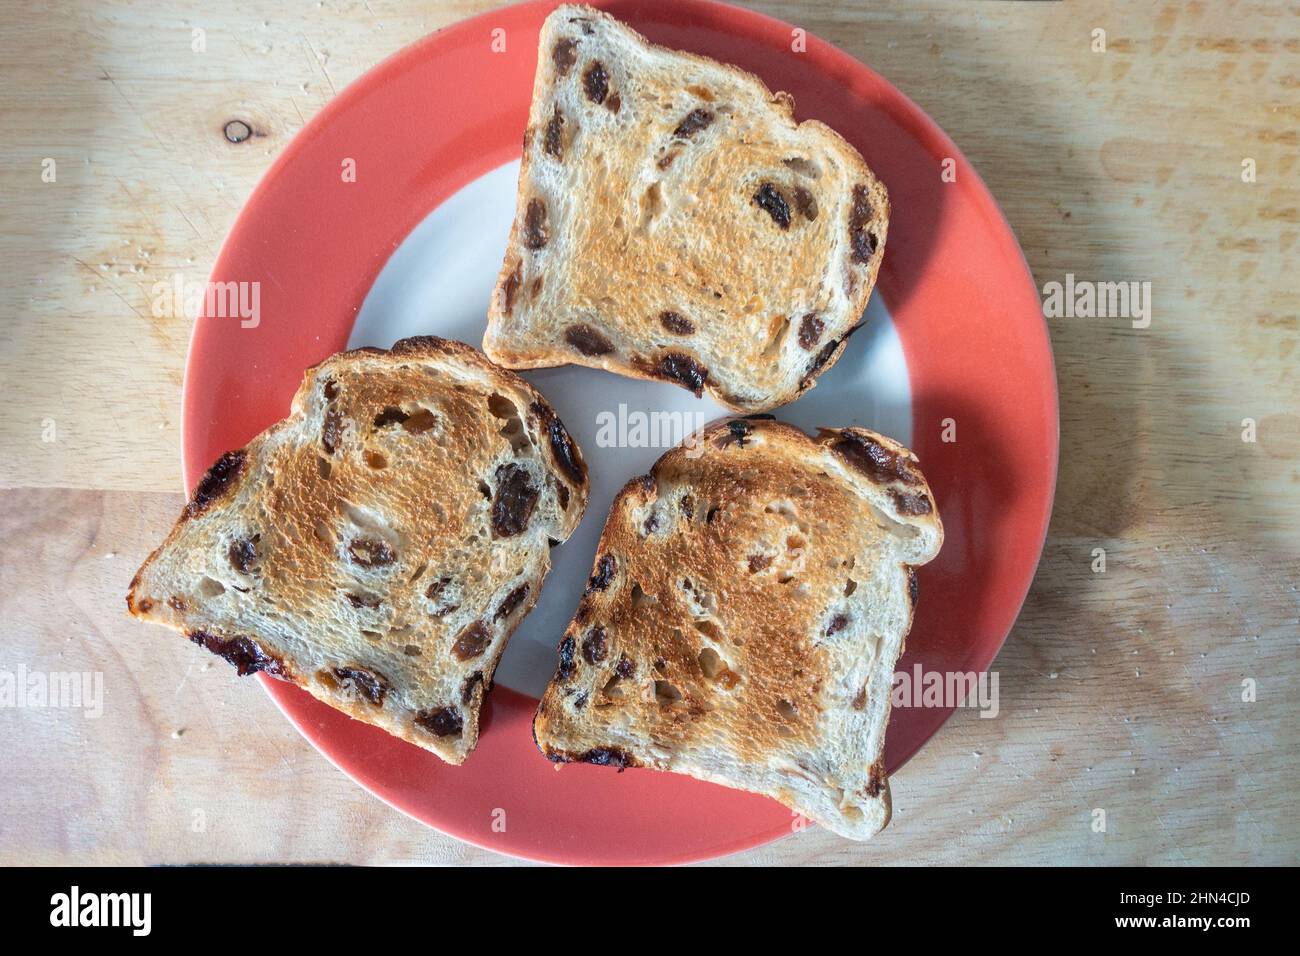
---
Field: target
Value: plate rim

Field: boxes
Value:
[180,0,1059,865]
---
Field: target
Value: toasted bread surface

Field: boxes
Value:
[128,336,588,764]
[485,5,890,413]
[533,417,941,838]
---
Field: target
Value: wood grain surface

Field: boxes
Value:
[1,0,1297,865]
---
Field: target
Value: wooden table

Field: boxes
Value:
[2,0,1296,865]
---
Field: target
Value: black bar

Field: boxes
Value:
[1,866,1284,940]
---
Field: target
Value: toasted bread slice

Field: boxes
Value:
[127,336,588,764]
[533,417,940,839]
[484,5,889,413]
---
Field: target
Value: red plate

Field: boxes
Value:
[183,0,1057,864]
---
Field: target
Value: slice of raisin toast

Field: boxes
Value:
[484,5,889,414]
[532,417,941,839]
[127,336,588,765]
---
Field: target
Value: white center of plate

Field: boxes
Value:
[349,160,911,698]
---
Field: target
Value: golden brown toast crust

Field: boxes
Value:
[533,417,941,838]
[485,6,890,413]
[128,336,588,764]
